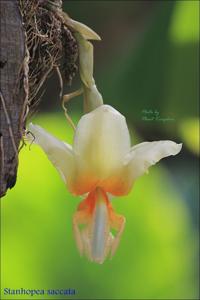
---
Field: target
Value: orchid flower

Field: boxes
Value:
[27,15,182,264]
[28,107,181,263]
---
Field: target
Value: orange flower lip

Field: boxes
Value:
[73,187,125,264]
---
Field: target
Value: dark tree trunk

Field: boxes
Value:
[0,0,78,198]
[0,0,26,198]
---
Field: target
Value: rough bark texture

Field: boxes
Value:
[0,0,26,198]
[0,0,78,198]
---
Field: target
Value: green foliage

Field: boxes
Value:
[179,118,199,155]
[169,1,199,43]
[99,1,198,124]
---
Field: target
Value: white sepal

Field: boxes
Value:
[125,141,182,180]
[28,124,74,184]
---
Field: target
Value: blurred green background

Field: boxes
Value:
[1,1,199,299]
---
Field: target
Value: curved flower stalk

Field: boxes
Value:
[60,12,103,113]
[73,32,103,113]
[27,14,182,264]
[28,105,182,264]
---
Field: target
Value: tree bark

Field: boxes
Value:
[0,0,78,198]
[0,0,26,198]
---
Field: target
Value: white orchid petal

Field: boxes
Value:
[28,123,74,184]
[126,141,182,180]
[72,105,131,193]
